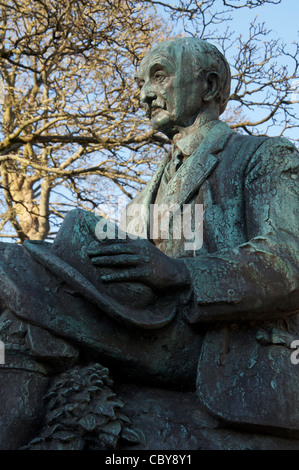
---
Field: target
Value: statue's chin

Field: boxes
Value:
[151,111,171,132]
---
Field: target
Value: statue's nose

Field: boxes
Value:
[140,82,156,104]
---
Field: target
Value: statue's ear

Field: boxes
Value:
[203,72,220,103]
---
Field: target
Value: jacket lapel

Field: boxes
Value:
[172,121,233,206]
[141,151,171,207]
[129,121,233,238]
[124,151,170,238]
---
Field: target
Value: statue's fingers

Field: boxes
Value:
[101,268,144,283]
[87,243,137,257]
[91,254,146,267]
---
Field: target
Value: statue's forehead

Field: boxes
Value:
[137,50,176,78]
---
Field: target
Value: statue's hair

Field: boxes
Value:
[149,37,231,116]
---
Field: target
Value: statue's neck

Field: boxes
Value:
[173,109,219,144]
[173,118,220,158]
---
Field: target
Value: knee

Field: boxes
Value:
[0,368,49,449]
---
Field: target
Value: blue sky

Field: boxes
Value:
[224,0,298,136]
[231,0,298,45]
[228,0,298,141]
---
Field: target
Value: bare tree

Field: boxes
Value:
[0,0,297,242]
[0,0,168,241]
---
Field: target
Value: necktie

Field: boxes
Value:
[165,148,184,183]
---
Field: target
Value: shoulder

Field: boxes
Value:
[245,135,299,178]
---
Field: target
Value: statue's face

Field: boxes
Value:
[135,45,206,138]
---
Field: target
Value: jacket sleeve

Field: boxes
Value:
[181,137,299,324]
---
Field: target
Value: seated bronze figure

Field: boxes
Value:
[0,37,298,450]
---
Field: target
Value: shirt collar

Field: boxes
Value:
[174,120,220,157]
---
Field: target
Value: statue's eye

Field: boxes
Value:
[154,71,166,83]
[135,77,144,90]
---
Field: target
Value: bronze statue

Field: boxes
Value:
[0,37,298,450]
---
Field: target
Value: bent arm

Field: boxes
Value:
[182,138,299,324]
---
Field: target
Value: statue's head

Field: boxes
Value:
[135,37,231,138]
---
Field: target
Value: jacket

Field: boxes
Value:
[124,120,299,435]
